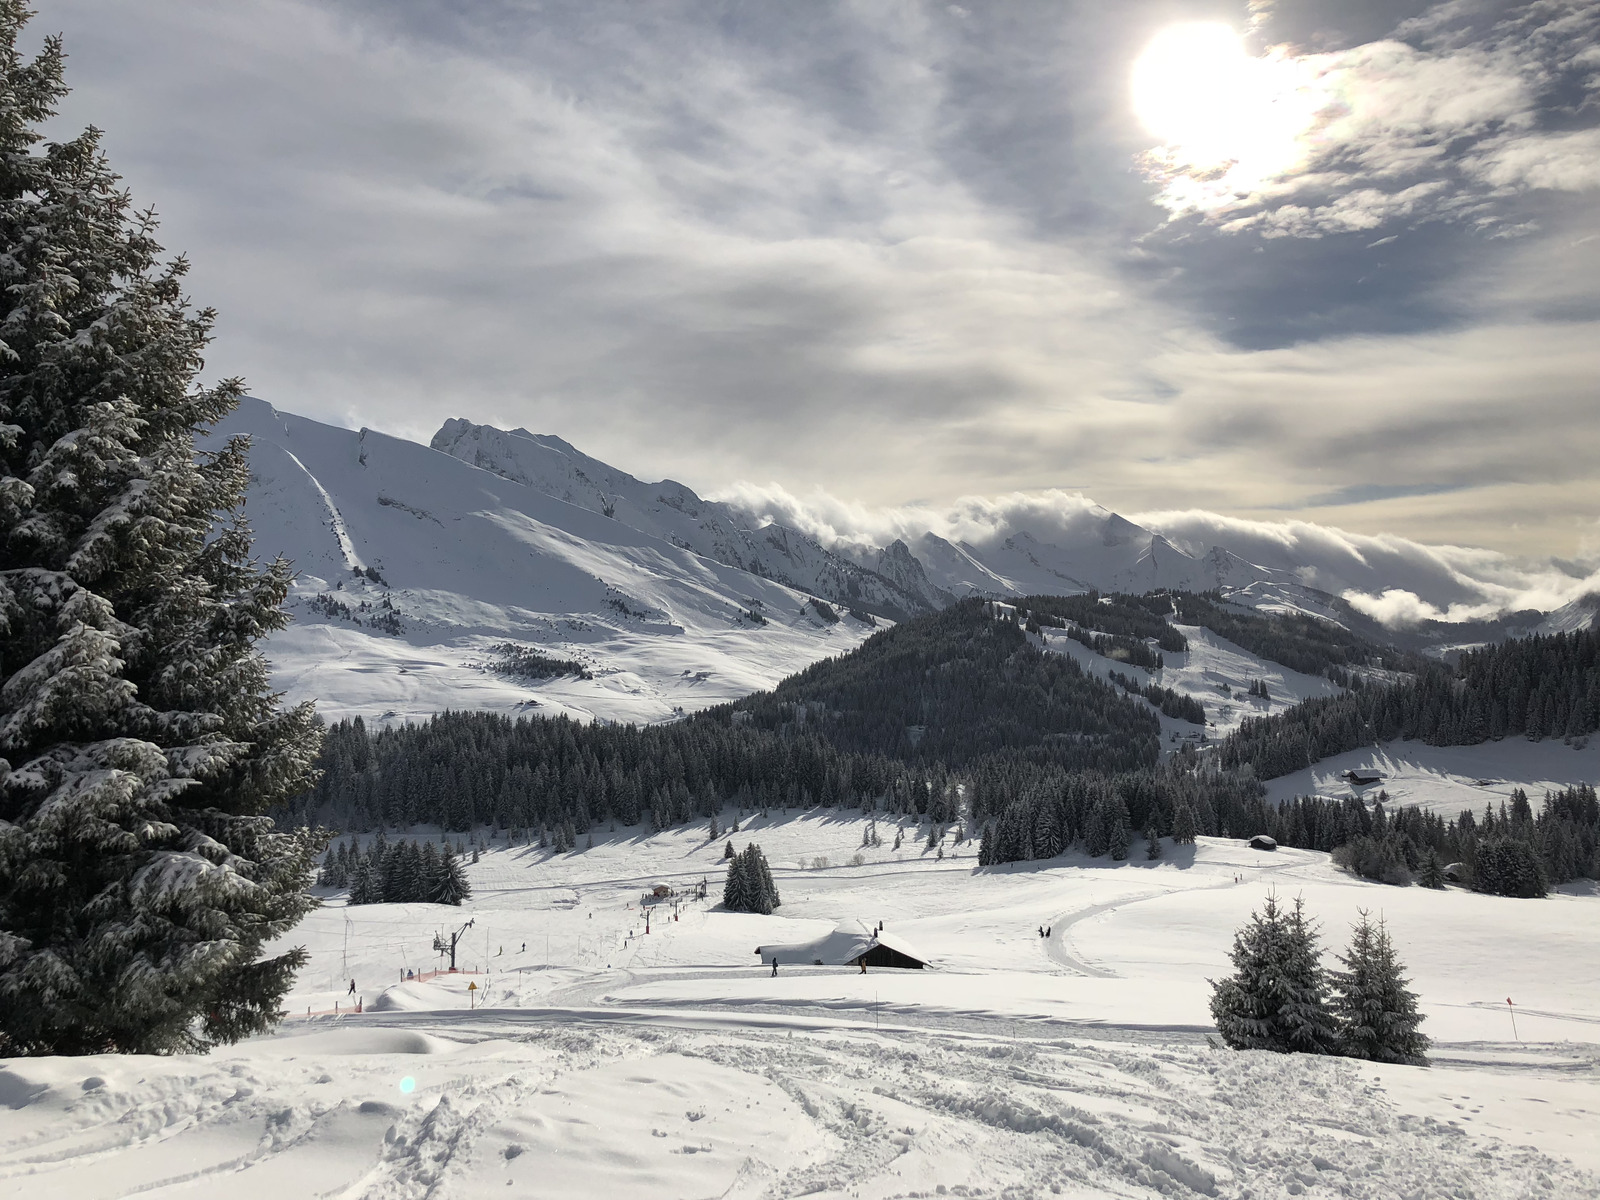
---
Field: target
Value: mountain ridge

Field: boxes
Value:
[218,399,1590,722]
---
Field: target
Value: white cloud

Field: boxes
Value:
[1464,128,1600,192]
[1342,588,1449,626]
[713,478,1600,622]
[1143,3,1600,235]
[27,0,1599,572]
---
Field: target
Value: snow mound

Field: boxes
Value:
[755,919,930,967]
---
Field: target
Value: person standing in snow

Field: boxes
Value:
[771,958,779,977]
[348,978,356,996]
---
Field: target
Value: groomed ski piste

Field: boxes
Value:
[4,811,1597,1199]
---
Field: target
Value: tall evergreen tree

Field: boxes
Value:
[1328,911,1429,1065]
[1416,849,1446,890]
[749,843,780,913]
[722,848,753,911]
[1171,802,1197,846]
[432,847,470,906]
[1209,894,1339,1055]
[349,856,377,906]
[0,7,322,1056]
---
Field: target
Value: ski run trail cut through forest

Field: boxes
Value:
[3,812,1599,1200]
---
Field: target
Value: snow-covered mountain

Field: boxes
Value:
[430,420,951,619]
[220,400,1588,722]
[215,399,878,726]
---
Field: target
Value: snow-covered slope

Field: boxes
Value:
[216,399,876,724]
[1038,619,1344,742]
[908,514,1263,599]
[430,420,951,619]
[7,813,1598,1197]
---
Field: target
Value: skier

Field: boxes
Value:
[347,978,356,996]
[771,958,779,977]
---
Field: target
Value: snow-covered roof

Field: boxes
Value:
[755,920,930,967]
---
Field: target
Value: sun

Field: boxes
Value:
[1131,22,1322,210]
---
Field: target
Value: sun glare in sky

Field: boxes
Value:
[1132,22,1324,213]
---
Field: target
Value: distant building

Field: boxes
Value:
[1343,769,1384,786]
[756,920,930,970]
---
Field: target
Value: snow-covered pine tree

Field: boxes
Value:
[722,847,751,911]
[1417,849,1446,890]
[433,847,470,906]
[1209,894,1339,1055]
[1328,910,1429,1064]
[349,856,377,906]
[1107,819,1132,864]
[1145,825,1162,860]
[749,843,780,913]
[1171,803,1197,845]
[722,838,734,860]
[420,841,442,899]
[1083,798,1110,857]
[1472,836,1547,898]
[0,9,323,1056]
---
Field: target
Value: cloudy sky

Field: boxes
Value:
[37,0,1600,566]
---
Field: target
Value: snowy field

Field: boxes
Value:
[4,811,1598,1198]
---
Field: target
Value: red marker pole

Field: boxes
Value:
[1507,997,1519,1041]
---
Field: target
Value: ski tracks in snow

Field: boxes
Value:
[1046,853,1314,978]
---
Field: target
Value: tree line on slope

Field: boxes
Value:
[316,835,472,906]
[1019,592,1189,652]
[1108,669,1207,725]
[1329,784,1597,896]
[1222,627,1600,780]
[1170,591,1422,678]
[286,591,1597,899]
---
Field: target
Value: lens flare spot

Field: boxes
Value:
[399,1076,416,1094]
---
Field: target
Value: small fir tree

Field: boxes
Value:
[1145,825,1162,860]
[0,8,323,1055]
[1209,894,1339,1055]
[1328,910,1429,1064]
[1171,803,1198,845]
